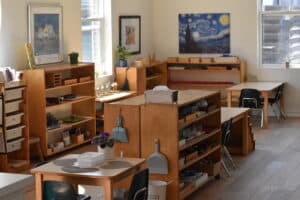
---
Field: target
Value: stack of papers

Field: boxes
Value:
[77,152,105,168]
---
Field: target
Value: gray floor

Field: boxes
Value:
[190,117,300,200]
[48,117,300,200]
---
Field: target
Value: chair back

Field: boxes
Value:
[274,84,284,102]
[43,180,76,200]
[239,88,261,108]
[128,168,149,200]
[221,119,233,146]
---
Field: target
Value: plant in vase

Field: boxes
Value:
[92,132,115,160]
[116,45,131,67]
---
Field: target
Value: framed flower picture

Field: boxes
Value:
[119,16,141,54]
[28,4,63,65]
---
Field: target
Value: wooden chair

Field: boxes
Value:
[29,137,44,162]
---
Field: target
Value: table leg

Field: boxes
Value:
[103,179,113,200]
[262,91,269,128]
[227,91,232,107]
[35,173,43,200]
[243,112,249,155]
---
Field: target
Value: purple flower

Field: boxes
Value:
[100,132,110,138]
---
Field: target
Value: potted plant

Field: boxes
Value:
[285,55,292,68]
[92,132,115,160]
[116,46,131,67]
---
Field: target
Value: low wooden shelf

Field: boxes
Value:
[0,81,29,172]
[115,61,167,95]
[24,63,96,157]
[167,57,246,103]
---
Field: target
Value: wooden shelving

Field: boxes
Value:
[47,117,94,135]
[24,63,96,157]
[46,96,95,110]
[115,61,167,95]
[179,109,220,129]
[179,145,221,171]
[0,81,30,172]
[179,129,220,151]
[141,90,221,200]
[45,80,95,92]
[47,139,92,156]
[179,176,215,200]
[167,57,246,103]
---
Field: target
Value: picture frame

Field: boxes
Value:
[28,4,63,65]
[119,16,141,54]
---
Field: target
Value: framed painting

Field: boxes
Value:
[28,4,63,65]
[119,16,141,54]
[179,13,230,54]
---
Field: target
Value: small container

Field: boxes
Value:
[5,112,24,127]
[6,125,25,141]
[69,52,79,64]
[5,87,25,101]
[6,138,24,152]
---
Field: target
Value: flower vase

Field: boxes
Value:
[97,146,114,160]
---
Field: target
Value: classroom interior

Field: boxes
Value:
[0,0,299,200]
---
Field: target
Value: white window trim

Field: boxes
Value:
[258,0,300,69]
[81,0,112,76]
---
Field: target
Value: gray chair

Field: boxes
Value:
[114,168,149,200]
[239,88,264,128]
[43,181,91,200]
[221,119,236,177]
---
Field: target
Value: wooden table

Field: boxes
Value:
[227,82,284,128]
[31,155,145,200]
[221,107,254,155]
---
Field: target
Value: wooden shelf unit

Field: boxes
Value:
[167,58,246,103]
[23,63,96,157]
[0,81,30,172]
[115,61,168,95]
[140,90,221,200]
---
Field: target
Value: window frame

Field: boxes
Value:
[81,0,112,76]
[258,0,300,69]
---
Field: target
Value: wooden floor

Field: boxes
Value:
[190,117,300,200]
[28,117,300,199]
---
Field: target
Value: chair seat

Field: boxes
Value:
[259,96,276,105]
[76,194,91,200]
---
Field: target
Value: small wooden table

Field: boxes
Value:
[31,155,145,200]
[221,107,254,155]
[227,82,284,128]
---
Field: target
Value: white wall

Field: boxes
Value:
[0,0,81,69]
[111,0,153,65]
[152,0,300,116]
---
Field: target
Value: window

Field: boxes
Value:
[81,0,112,75]
[259,0,300,68]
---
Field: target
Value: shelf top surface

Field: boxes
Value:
[40,62,94,73]
[111,89,219,106]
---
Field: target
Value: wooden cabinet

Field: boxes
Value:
[0,81,29,172]
[141,90,221,200]
[167,57,246,102]
[23,63,96,157]
[115,61,168,95]
[104,90,221,200]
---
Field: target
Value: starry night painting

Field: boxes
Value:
[179,13,230,54]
